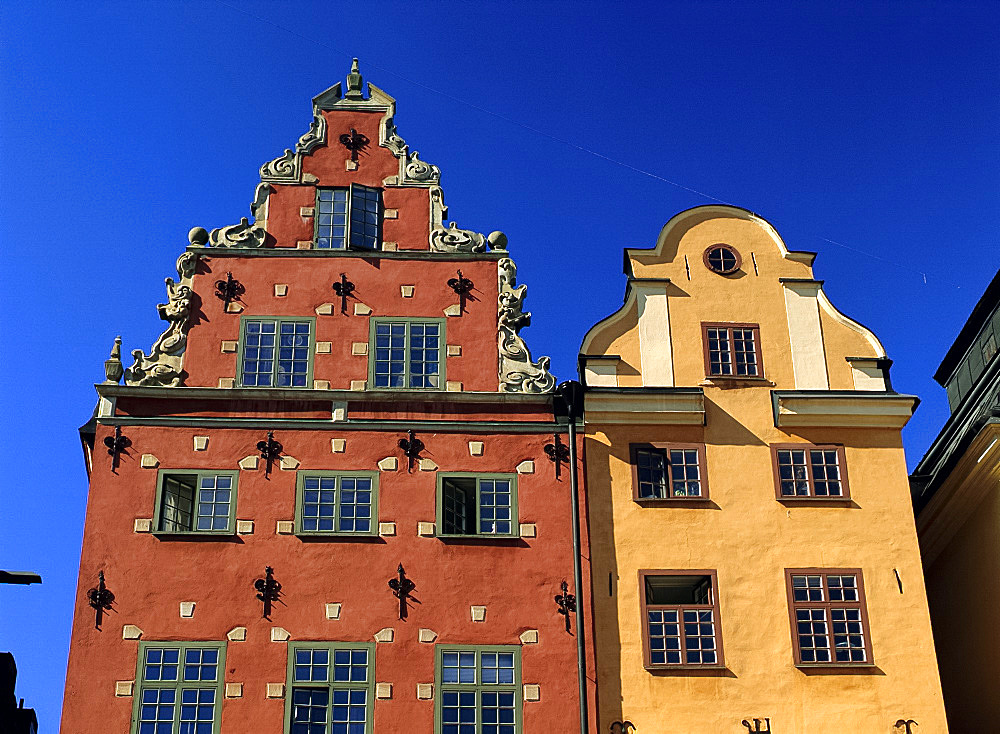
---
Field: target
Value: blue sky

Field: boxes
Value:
[1,1,997,729]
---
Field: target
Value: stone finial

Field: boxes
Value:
[487,231,508,251]
[104,336,124,384]
[346,58,364,99]
[188,227,209,246]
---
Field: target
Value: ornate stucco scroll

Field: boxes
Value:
[498,257,555,393]
[403,151,440,184]
[124,252,198,387]
[209,218,267,248]
[430,222,487,253]
[260,148,302,183]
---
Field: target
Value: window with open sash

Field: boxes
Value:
[155,472,237,534]
[640,571,723,668]
[315,185,382,250]
[702,323,762,378]
[437,475,517,538]
[239,318,313,388]
[295,472,377,535]
[436,646,520,734]
[370,319,444,389]
[286,643,374,734]
[631,444,707,499]
[787,570,871,665]
[773,445,849,499]
[134,641,225,734]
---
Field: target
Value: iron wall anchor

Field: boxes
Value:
[332,273,356,313]
[104,425,130,473]
[86,570,115,629]
[398,430,424,472]
[555,580,577,633]
[388,564,416,620]
[254,566,282,619]
[544,433,570,479]
[257,431,283,478]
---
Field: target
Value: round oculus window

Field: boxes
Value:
[703,244,741,274]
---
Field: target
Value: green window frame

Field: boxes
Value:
[436,473,519,538]
[131,640,226,734]
[368,317,446,390]
[295,471,379,536]
[435,645,521,734]
[153,470,238,535]
[315,184,383,250]
[237,316,316,388]
[284,642,376,734]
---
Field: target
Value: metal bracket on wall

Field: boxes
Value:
[544,433,570,479]
[104,425,130,473]
[254,566,282,619]
[388,564,416,620]
[257,431,283,478]
[339,128,369,163]
[554,580,577,633]
[894,721,918,733]
[609,723,635,734]
[398,430,424,472]
[86,570,115,630]
[214,272,245,310]
[742,719,771,733]
[332,273,356,314]
[447,269,474,312]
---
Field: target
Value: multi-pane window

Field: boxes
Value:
[286,643,374,734]
[315,184,382,250]
[631,444,707,499]
[134,642,224,734]
[772,445,848,499]
[371,319,443,389]
[296,473,377,535]
[640,572,723,668]
[156,472,237,534]
[786,569,872,665]
[240,318,313,388]
[438,475,517,537]
[437,646,520,734]
[702,323,762,377]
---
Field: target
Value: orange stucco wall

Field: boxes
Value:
[581,207,948,732]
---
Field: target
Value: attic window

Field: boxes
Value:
[315,184,382,249]
[703,244,741,274]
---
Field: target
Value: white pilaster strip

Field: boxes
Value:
[636,284,673,387]
[782,281,830,389]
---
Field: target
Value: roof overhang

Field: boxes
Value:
[771,390,919,429]
[584,387,705,425]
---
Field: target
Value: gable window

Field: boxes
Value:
[630,443,708,499]
[315,184,382,250]
[436,645,520,734]
[703,244,741,275]
[239,317,314,388]
[437,474,518,538]
[134,641,225,734]
[772,445,848,499]
[154,471,237,534]
[702,323,762,378]
[370,318,444,389]
[295,472,377,536]
[786,569,872,665]
[286,642,374,734]
[639,571,723,668]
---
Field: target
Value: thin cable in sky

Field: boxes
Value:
[213,0,961,288]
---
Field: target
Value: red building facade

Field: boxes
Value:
[63,61,595,734]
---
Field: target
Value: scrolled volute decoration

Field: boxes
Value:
[429,222,487,253]
[404,151,440,183]
[497,257,555,394]
[209,218,267,249]
[259,148,302,182]
[296,114,327,154]
[124,252,198,387]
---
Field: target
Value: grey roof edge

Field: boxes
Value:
[933,268,1000,385]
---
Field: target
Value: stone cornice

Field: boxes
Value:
[583,387,705,425]
[186,246,506,261]
[771,390,919,429]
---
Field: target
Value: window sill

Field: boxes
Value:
[634,497,713,506]
[645,664,731,677]
[295,532,380,541]
[700,376,772,387]
[151,531,237,539]
[795,663,880,675]
[777,497,854,506]
[437,534,523,543]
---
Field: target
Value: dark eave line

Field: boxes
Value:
[97,416,574,433]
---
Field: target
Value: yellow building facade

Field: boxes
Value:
[579,206,947,733]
